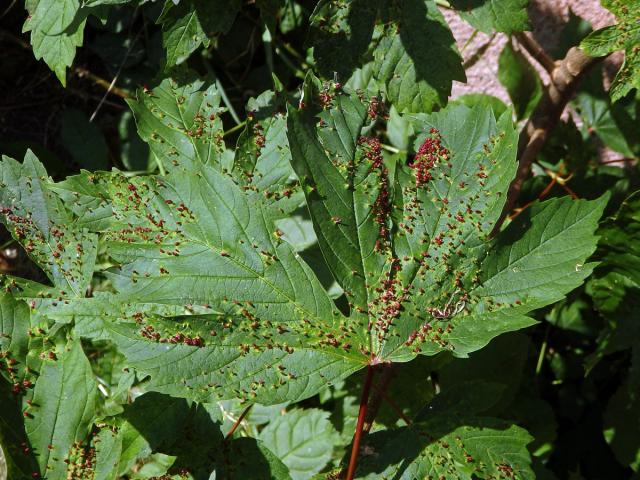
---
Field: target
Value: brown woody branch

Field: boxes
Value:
[514,32,556,74]
[494,46,600,233]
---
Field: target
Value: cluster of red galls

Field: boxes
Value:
[412,128,449,187]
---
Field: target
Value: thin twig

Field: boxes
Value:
[600,157,636,165]
[223,120,247,137]
[535,324,551,376]
[203,60,243,125]
[89,9,141,120]
[461,29,479,54]
[0,0,17,20]
[224,404,253,442]
[494,47,601,233]
[346,365,376,480]
[514,32,556,74]
[0,28,131,100]
[462,33,496,70]
[374,384,412,427]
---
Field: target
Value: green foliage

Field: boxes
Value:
[158,0,242,67]
[498,42,542,119]
[356,416,534,479]
[259,408,339,479]
[310,0,465,113]
[581,0,640,101]
[3,0,640,478]
[449,0,530,33]
[22,0,86,85]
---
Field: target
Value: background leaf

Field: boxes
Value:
[259,408,339,480]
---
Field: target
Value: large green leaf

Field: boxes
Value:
[33,159,364,405]
[288,77,606,363]
[259,408,339,480]
[24,339,97,478]
[355,415,534,479]
[581,0,640,101]
[2,78,605,410]
[449,0,530,33]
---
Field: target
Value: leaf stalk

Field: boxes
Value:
[346,365,376,480]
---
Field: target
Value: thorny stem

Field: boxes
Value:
[224,403,253,442]
[345,365,376,480]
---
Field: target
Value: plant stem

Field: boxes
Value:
[223,120,247,137]
[514,32,556,74]
[224,404,253,442]
[380,143,401,154]
[346,365,376,480]
[535,324,551,376]
[203,59,243,126]
[363,364,395,433]
[461,29,479,54]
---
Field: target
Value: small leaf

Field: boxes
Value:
[449,0,530,33]
[233,90,296,191]
[581,1,640,101]
[259,408,339,480]
[573,91,635,157]
[22,0,85,85]
[159,0,241,67]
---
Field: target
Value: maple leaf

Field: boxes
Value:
[0,76,605,408]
